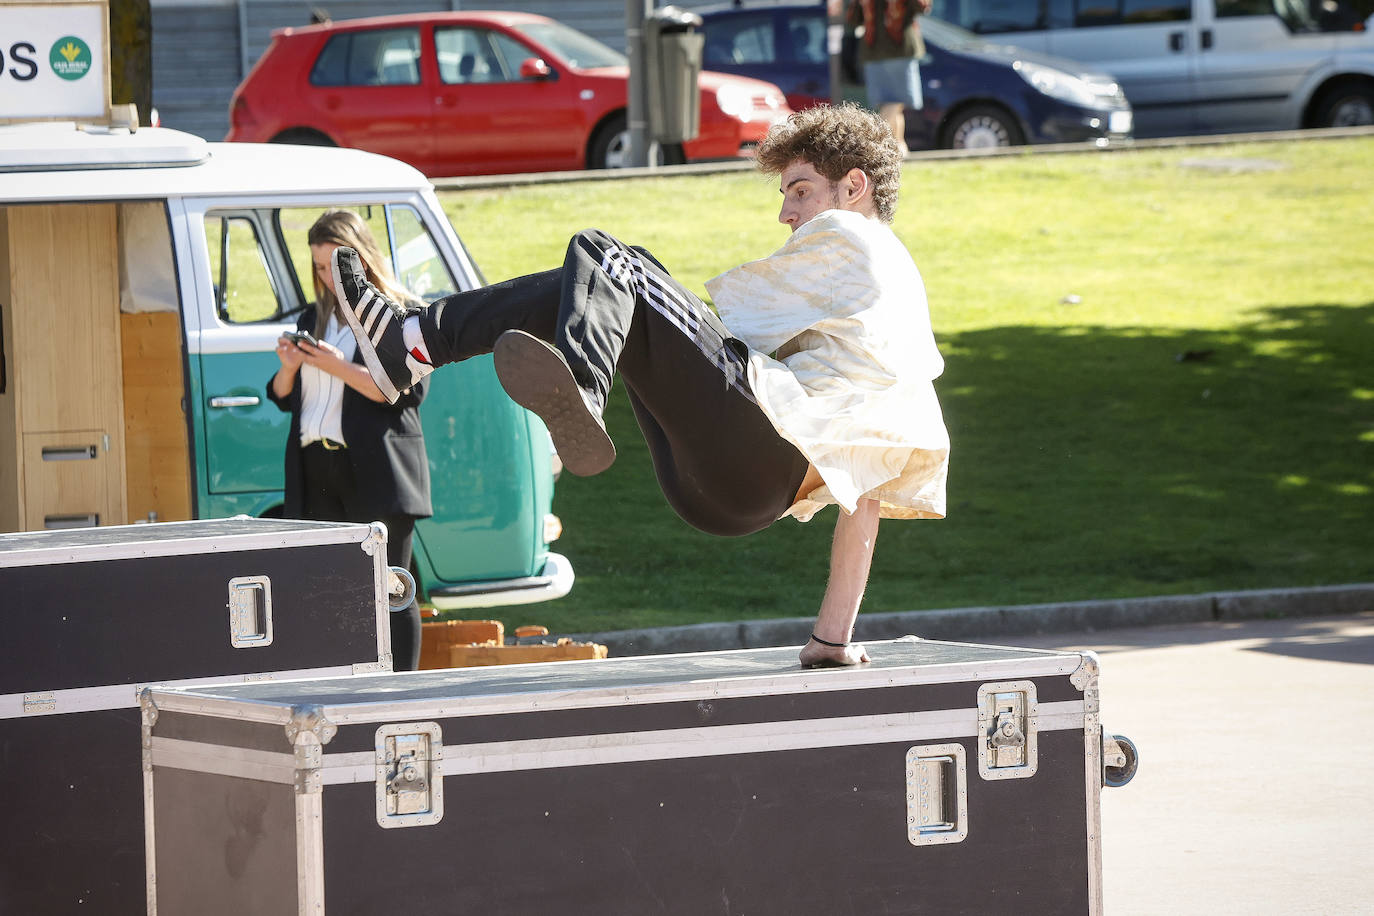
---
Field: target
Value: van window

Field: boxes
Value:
[204,215,285,323]
[1217,0,1321,30]
[391,205,456,303]
[279,206,391,306]
[276,205,453,306]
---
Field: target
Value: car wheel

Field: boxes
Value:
[942,105,1024,150]
[269,128,336,147]
[588,114,684,169]
[1313,84,1374,128]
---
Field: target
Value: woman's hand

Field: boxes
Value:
[276,335,307,370]
[295,337,346,373]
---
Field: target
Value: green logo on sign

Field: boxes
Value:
[50,36,92,81]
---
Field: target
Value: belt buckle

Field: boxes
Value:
[321,438,343,451]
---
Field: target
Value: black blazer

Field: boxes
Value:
[266,311,433,520]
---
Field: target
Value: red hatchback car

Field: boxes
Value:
[227,10,791,176]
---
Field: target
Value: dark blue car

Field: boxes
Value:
[697,1,1134,149]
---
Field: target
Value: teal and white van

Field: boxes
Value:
[0,122,572,609]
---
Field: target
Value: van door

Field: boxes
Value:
[1191,0,1325,132]
[1045,0,1200,136]
[193,208,306,516]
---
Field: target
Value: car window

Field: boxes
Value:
[702,12,776,66]
[436,27,510,84]
[310,28,421,87]
[932,0,1046,33]
[278,206,392,307]
[490,31,538,73]
[204,215,285,323]
[512,21,626,68]
[782,13,827,64]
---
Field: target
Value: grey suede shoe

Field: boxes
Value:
[492,330,615,477]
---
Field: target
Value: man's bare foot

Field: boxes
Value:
[800,638,871,669]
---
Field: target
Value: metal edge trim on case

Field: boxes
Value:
[312,702,1088,783]
[367,525,394,671]
[1079,658,1104,915]
[0,664,365,719]
[149,737,298,783]
[140,691,159,916]
[134,702,1088,785]
[0,520,379,568]
[163,653,1087,728]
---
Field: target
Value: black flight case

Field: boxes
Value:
[142,637,1138,915]
[0,517,396,915]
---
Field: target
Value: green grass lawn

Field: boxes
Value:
[438,137,1374,633]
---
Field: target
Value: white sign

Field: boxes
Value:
[0,3,108,120]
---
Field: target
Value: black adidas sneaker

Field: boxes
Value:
[330,245,430,404]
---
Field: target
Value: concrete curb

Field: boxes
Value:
[568,583,1374,657]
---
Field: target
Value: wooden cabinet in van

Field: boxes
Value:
[0,201,191,532]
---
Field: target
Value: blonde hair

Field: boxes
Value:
[307,209,414,338]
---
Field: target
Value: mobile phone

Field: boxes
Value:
[284,330,319,348]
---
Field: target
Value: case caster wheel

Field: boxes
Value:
[1102,733,1139,787]
[386,566,416,611]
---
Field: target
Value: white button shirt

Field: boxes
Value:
[297,314,359,448]
[707,209,949,523]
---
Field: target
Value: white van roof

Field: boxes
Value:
[0,124,431,202]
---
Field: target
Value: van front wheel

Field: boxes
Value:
[1312,84,1374,128]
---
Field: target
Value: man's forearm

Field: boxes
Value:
[812,497,881,644]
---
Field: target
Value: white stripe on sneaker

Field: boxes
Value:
[369,307,393,348]
[356,290,381,336]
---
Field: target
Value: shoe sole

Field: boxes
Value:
[332,251,402,405]
[494,331,615,477]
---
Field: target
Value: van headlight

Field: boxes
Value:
[1013,60,1107,109]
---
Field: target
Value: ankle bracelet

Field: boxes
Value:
[810,633,849,648]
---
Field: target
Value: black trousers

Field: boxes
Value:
[419,229,810,537]
[300,442,422,671]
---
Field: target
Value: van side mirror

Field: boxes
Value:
[519,57,552,80]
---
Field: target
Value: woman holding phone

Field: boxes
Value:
[267,209,432,670]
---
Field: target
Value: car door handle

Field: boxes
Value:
[210,396,261,408]
[1169,30,1186,52]
[1200,28,1214,50]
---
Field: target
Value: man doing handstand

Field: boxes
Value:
[332,103,949,668]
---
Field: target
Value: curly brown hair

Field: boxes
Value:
[755,103,903,223]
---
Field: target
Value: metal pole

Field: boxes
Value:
[625,0,654,167]
[827,0,844,105]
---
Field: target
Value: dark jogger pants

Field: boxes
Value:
[418,229,810,537]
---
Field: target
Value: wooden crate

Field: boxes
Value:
[419,619,607,669]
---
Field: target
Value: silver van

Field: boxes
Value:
[928,0,1374,136]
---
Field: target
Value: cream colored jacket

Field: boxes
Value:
[707,209,949,523]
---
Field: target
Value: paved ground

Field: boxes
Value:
[1011,613,1374,915]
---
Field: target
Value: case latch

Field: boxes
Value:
[978,680,1039,780]
[375,723,444,828]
